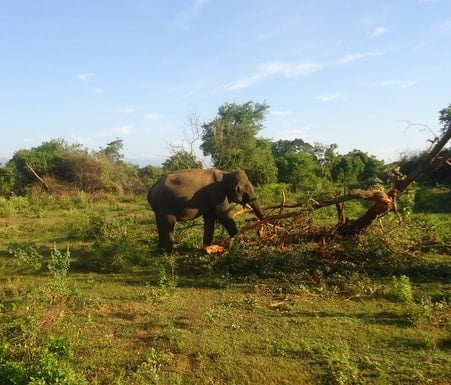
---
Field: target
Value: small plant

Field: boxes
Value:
[47,245,71,293]
[157,255,178,288]
[321,342,360,385]
[391,275,414,304]
[48,245,71,279]
[8,242,45,273]
[91,237,146,273]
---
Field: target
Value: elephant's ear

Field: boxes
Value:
[235,184,245,205]
[225,172,240,203]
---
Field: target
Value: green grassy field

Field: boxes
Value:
[0,195,450,384]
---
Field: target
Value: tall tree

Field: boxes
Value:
[200,101,270,172]
[99,138,124,163]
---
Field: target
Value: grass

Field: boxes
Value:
[0,195,450,384]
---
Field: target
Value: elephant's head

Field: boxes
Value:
[226,170,264,220]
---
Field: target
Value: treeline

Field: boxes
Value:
[1,102,450,198]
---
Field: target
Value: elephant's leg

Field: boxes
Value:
[155,213,177,251]
[217,212,239,238]
[166,214,177,250]
[202,213,216,246]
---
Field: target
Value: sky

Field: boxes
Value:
[1,0,450,166]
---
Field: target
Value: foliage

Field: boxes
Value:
[8,242,47,273]
[200,101,277,183]
[4,138,146,197]
[139,164,165,189]
[243,138,278,185]
[438,102,451,132]
[391,275,414,304]
[275,151,322,190]
[162,150,202,172]
[98,137,124,163]
[83,213,149,272]
[330,150,384,184]
[0,164,16,196]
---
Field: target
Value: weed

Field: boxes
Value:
[320,342,360,385]
[157,255,178,288]
[8,242,46,273]
[391,275,414,304]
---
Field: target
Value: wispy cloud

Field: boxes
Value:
[372,79,419,89]
[77,73,94,81]
[171,0,209,29]
[144,113,165,120]
[316,93,346,102]
[371,26,388,37]
[112,125,133,135]
[340,51,384,64]
[271,110,290,116]
[439,17,451,32]
[225,61,322,90]
[276,127,312,140]
[119,106,135,114]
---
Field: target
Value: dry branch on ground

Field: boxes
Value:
[236,120,451,246]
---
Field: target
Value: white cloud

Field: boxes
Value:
[144,113,165,120]
[340,51,383,64]
[372,79,419,89]
[316,93,346,102]
[77,73,94,81]
[225,61,322,90]
[371,26,388,37]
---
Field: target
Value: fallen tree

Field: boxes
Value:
[237,107,451,246]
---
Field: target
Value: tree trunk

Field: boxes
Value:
[336,122,451,235]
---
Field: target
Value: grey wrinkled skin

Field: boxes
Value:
[147,169,264,251]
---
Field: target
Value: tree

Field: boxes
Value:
[244,138,278,185]
[276,151,321,190]
[0,164,16,196]
[271,139,314,158]
[329,150,383,184]
[99,138,124,163]
[200,101,270,171]
[162,150,202,172]
[439,103,451,133]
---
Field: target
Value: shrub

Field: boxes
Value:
[391,275,414,304]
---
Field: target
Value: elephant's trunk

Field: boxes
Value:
[248,198,264,220]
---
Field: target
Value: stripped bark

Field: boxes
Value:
[337,121,451,235]
[237,121,450,240]
[25,163,50,192]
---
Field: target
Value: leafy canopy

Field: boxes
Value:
[200,101,277,184]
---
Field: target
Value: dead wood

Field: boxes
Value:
[235,121,450,244]
[25,163,50,192]
[337,121,451,235]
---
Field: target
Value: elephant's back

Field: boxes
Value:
[148,169,225,206]
[165,169,222,190]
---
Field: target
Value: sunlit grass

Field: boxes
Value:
[0,195,449,384]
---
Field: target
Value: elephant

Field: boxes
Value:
[147,168,264,251]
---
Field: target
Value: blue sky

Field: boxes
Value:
[1,0,450,166]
